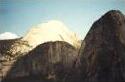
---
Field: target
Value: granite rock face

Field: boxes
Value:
[2,41,78,82]
[79,10,125,82]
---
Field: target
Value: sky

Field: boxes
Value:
[0,0,125,39]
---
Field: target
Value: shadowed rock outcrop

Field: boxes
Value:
[2,41,78,82]
[79,10,125,82]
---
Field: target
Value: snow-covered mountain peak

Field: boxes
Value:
[23,20,81,49]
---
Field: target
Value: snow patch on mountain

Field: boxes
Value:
[0,32,18,40]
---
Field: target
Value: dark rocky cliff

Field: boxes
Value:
[79,10,125,82]
[2,41,78,82]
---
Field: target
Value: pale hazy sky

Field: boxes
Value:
[0,0,125,39]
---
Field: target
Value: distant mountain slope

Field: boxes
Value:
[23,20,81,49]
[79,10,125,82]
[0,38,30,61]
[0,39,19,57]
[2,41,78,82]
